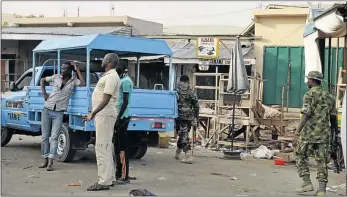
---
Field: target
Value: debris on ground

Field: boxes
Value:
[19,136,23,140]
[331,183,347,189]
[129,189,157,196]
[240,152,252,160]
[210,172,230,178]
[23,165,33,170]
[28,174,39,178]
[250,145,275,159]
[66,180,82,186]
[168,142,176,148]
[249,173,256,177]
[274,151,296,163]
[230,177,238,180]
[157,177,167,180]
[326,187,338,193]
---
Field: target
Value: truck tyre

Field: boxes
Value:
[129,144,148,160]
[56,124,76,162]
[1,127,13,147]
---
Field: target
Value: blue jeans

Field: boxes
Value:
[41,108,64,159]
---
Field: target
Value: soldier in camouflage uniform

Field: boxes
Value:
[175,75,199,164]
[294,71,337,196]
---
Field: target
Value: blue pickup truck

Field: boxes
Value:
[1,34,178,162]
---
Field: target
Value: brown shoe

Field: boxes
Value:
[47,158,54,171]
[38,158,48,168]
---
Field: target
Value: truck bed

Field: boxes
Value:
[27,86,177,131]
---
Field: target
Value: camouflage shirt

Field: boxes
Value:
[300,86,337,144]
[176,81,199,121]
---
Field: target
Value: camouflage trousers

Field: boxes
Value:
[176,120,192,153]
[295,142,330,183]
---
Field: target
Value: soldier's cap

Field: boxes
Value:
[305,71,323,81]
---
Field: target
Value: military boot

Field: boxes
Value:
[175,148,182,160]
[296,175,314,193]
[314,182,327,196]
[181,151,193,164]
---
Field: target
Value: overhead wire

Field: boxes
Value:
[273,23,306,45]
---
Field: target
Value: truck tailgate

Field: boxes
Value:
[130,89,177,119]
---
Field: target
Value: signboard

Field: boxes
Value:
[196,37,220,58]
[198,61,210,71]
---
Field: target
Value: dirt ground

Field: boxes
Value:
[1,136,346,196]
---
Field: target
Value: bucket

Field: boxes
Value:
[274,159,286,165]
[223,150,242,160]
[158,133,170,148]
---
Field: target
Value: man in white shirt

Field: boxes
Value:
[84,53,120,191]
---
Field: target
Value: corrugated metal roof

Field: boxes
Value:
[33,34,173,56]
[1,26,133,36]
[163,25,245,36]
[128,40,253,61]
[170,40,252,59]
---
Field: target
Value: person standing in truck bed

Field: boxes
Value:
[39,62,85,171]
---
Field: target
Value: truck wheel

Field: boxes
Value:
[56,124,76,162]
[129,144,148,160]
[1,127,13,147]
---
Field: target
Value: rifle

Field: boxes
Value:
[330,115,340,174]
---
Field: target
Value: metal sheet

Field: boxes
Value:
[263,46,344,108]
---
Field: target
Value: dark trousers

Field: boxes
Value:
[113,117,130,180]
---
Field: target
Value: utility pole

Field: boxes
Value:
[110,4,115,16]
[63,9,68,17]
[77,6,80,17]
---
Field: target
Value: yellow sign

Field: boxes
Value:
[196,37,220,58]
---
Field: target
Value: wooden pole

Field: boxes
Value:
[328,38,332,93]
[344,31,347,85]
[336,37,340,93]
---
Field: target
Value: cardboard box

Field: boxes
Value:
[274,152,296,163]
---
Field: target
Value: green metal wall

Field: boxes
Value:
[263,46,344,108]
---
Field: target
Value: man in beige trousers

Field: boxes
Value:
[84,53,120,191]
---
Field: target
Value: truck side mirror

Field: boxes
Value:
[9,82,15,91]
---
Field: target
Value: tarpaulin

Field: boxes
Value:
[304,8,347,81]
[227,37,249,94]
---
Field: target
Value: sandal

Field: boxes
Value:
[111,179,130,186]
[87,183,110,191]
[116,176,136,180]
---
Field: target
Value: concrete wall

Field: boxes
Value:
[16,40,41,75]
[253,8,346,75]
[12,16,163,35]
[254,14,307,75]
[2,40,19,55]
[126,17,163,35]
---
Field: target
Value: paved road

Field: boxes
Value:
[2,136,346,196]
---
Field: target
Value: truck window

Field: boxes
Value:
[77,72,99,86]
[40,69,55,86]
[16,71,32,91]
